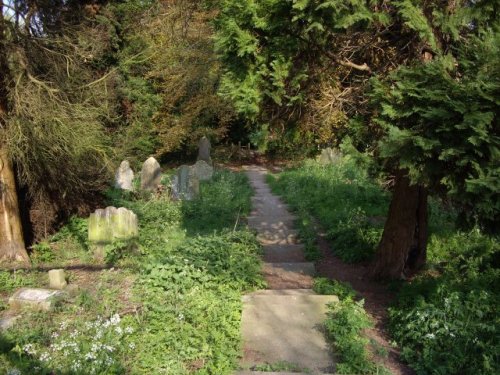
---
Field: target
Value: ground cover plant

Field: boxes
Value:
[267,153,390,263]
[270,154,500,375]
[314,278,390,374]
[0,169,264,374]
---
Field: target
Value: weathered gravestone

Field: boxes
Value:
[49,269,67,290]
[140,157,161,191]
[191,160,214,181]
[197,136,212,165]
[88,206,138,259]
[318,147,341,165]
[9,288,66,311]
[171,165,200,201]
[115,160,134,191]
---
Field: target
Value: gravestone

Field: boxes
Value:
[9,288,65,311]
[191,160,214,181]
[49,269,67,290]
[197,136,212,165]
[88,206,138,259]
[318,147,341,165]
[140,157,161,191]
[171,165,200,201]
[115,160,134,191]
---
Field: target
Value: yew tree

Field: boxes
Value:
[216,0,499,278]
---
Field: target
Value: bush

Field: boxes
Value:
[390,230,500,374]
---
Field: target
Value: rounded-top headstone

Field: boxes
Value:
[115,160,134,191]
[192,160,214,181]
[140,157,161,191]
[197,136,212,165]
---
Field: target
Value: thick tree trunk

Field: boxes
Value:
[369,169,427,280]
[0,148,29,263]
[0,4,29,263]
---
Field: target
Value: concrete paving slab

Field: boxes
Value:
[247,216,296,228]
[257,230,299,245]
[263,244,306,262]
[241,291,338,374]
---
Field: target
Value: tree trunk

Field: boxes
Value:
[0,4,29,263]
[369,169,427,280]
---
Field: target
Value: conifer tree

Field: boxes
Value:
[216,0,499,278]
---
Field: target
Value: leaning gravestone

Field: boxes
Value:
[197,136,212,165]
[171,165,200,201]
[115,160,134,191]
[140,157,161,191]
[88,206,138,259]
[191,160,214,181]
[318,147,341,165]
[49,269,67,290]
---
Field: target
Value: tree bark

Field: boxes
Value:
[369,169,427,280]
[0,3,30,263]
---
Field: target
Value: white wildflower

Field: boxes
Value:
[85,352,97,361]
[39,352,51,362]
[425,333,436,339]
[115,326,123,335]
[110,313,121,325]
[125,326,134,334]
[23,343,37,355]
[129,342,136,349]
[6,369,21,375]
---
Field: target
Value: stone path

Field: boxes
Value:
[238,166,337,375]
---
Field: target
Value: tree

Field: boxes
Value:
[0,0,112,258]
[215,0,499,278]
[0,1,28,262]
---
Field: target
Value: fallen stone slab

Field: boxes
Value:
[9,288,66,311]
[263,262,315,289]
[241,290,338,374]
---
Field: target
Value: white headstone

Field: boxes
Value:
[140,157,162,191]
[115,160,134,190]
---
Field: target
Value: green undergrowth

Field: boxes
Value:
[1,169,264,374]
[270,155,499,375]
[314,278,391,374]
[267,156,389,263]
[390,230,499,375]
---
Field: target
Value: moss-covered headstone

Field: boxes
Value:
[88,207,138,260]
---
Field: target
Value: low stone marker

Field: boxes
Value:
[140,157,161,191]
[9,288,65,311]
[171,165,200,201]
[49,269,67,290]
[318,147,341,165]
[191,160,214,181]
[115,160,134,191]
[197,136,212,165]
[88,206,138,259]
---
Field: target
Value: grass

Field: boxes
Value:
[267,157,390,263]
[268,154,500,375]
[0,169,264,374]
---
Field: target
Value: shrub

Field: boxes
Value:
[390,230,500,374]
